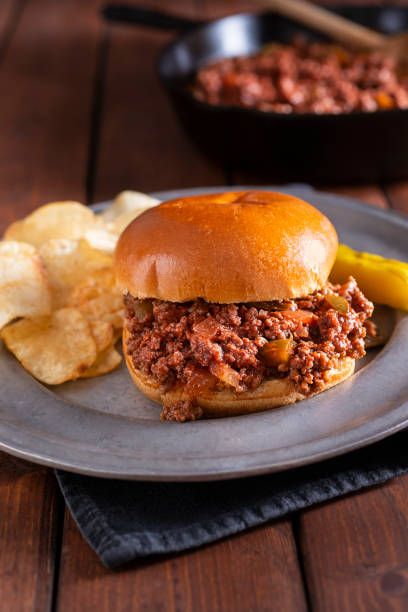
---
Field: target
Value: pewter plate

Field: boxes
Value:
[1,185,408,481]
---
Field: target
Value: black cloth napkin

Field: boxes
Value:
[56,430,408,568]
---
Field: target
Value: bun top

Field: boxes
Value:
[114,191,338,303]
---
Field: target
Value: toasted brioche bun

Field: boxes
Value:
[123,329,355,418]
[114,191,338,303]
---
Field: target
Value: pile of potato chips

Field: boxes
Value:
[0,191,159,384]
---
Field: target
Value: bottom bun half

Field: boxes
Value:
[123,330,355,418]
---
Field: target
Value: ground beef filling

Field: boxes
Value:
[125,277,374,421]
[192,39,408,114]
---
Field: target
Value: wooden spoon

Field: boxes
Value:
[266,0,408,62]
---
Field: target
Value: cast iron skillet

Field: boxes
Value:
[104,5,408,182]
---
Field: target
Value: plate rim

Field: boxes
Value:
[1,184,407,481]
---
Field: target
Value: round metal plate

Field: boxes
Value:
[1,185,408,480]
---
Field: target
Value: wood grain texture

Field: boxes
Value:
[299,475,408,611]
[0,0,20,48]
[57,513,307,612]
[384,183,408,214]
[323,185,388,208]
[0,1,106,610]
[0,454,63,612]
[0,0,104,232]
[92,0,223,203]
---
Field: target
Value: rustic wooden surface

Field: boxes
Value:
[1,1,408,610]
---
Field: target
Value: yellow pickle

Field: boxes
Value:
[330,244,408,311]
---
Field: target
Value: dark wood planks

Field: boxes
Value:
[323,185,388,209]
[0,455,63,612]
[0,1,106,610]
[0,0,19,46]
[384,183,408,214]
[0,0,104,232]
[57,513,307,612]
[299,475,408,611]
[92,0,224,202]
[0,2,66,610]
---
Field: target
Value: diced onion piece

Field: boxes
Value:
[210,362,241,390]
[284,309,316,324]
[193,316,219,338]
[134,300,153,321]
[326,295,349,314]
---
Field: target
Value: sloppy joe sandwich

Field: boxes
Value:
[114,191,375,421]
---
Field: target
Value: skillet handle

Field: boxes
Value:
[102,5,202,32]
[266,0,386,50]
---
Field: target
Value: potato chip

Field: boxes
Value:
[68,267,118,303]
[3,202,97,248]
[100,191,159,223]
[106,208,152,235]
[80,344,122,378]
[76,294,124,328]
[1,308,97,384]
[67,268,124,329]
[1,193,136,385]
[84,228,118,254]
[3,220,25,242]
[89,320,114,353]
[39,239,112,308]
[0,241,51,329]
[102,310,125,331]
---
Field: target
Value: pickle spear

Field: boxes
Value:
[330,244,408,310]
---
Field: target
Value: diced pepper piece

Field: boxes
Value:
[330,244,408,311]
[376,92,394,110]
[326,295,349,313]
[261,338,294,366]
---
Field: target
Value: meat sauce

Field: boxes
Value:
[192,39,408,114]
[125,277,375,421]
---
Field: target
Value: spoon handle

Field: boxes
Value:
[266,0,386,50]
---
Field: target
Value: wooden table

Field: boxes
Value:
[1,1,408,610]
